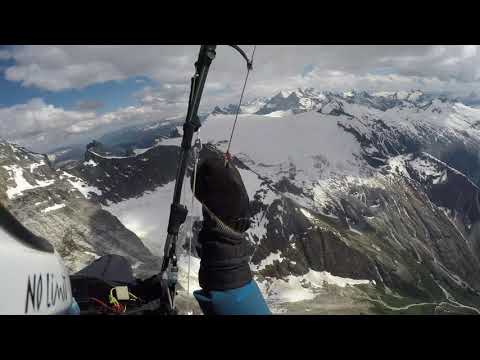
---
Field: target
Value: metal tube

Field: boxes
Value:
[173,47,215,206]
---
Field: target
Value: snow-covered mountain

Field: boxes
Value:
[212,88,327,117]
[211,88,438,118]
[52,88,480,314]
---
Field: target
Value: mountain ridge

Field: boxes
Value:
[211,88,443,117]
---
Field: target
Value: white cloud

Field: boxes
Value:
[0,98,96,139]
[4,45,480,102]
[3,45,197,91]
[0,93,191,152]
[5,61,124,91]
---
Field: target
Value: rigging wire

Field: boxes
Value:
[187,131,201,295]
[184,70,201,298]
[225,45,257,163]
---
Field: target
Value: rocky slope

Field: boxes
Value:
[0,141,161,276]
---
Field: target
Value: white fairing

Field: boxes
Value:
[0,227,73,315]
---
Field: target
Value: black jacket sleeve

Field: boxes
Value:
[196,213,253,291]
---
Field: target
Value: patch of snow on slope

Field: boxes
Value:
[83,251,101,260]
[311,175,385,211]
[261,187,281,207]
[61,171,103,199]
[312,183,334,209]
[83,159,99,167]
[133,147,153,155]
[300,208,315,222]
[41,203,66,213]
[29,160,45,173]
[409,156,443,182]
[88,150,128,160]
[279,90,293,98]
[242,97,267,114]
[247,212,269,243]
[2,165,55,199]
[255,251,284,271]
[349,227,364,236]
[386,155,411,178]
[257,270,372,303]
[265,110,293,118]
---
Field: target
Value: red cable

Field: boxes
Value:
[89,297,117,313]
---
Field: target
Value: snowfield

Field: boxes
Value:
[257,269,372,304]
[105,181,177,255]
[104,178,203,256]
[201,111,367,185]
[2,164,55,199]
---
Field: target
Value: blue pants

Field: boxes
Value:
[194,280,271,315]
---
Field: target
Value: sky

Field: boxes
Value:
[1,45,480,153]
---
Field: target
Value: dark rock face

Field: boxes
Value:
[242,150,480,310]
[67,144,180,205]
[252,195,378,281]
[437,143,480,187]
[412,153,480,262]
